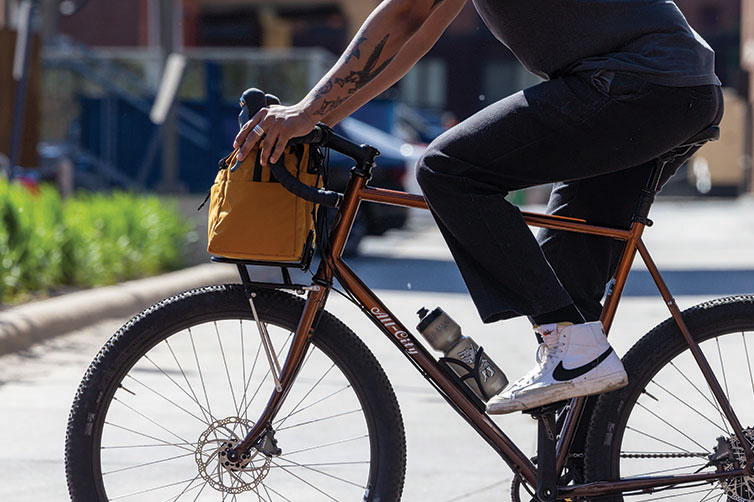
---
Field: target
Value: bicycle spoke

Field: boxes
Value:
[624,425,695,454]
[190,479,210,502]
[142,354,216,424]
[284,434,369,456]
[263,482,294,502]
[669,361,730,434]
[715,338,730,402]
[271,457,366,489]
[124,374,208,426]
[103,421,195,454]
[239,328,264,423]
[241,331,294,420]
[635,401,710,452]
[83,298,380,502]
[622,462,711,478]
[271,462,340,501]
[273,384,351,427]
[161,471,205,502]
[700,491,722,502]
[102,442,195,449]
[240,320,247,422]
[109,476,204,500]
[274,362,336,429]
[277,409,362,431]
[743,333,754,398]
[214,321,241,417]
[103,450,196,476]
[249,482,268,502]
[272,460,369,469]
[189,328,214,428]
[164,339,217,425]
[628,486,721,501]
[647,380,729,435]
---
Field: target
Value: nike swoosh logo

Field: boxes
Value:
[552,347,614,382]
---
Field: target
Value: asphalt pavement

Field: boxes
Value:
[1,198,753,501]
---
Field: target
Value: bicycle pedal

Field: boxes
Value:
[522,400,568,418]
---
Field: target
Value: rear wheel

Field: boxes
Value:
[584,296,754,501]
[66,284,406,501]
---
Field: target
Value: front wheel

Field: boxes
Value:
[584,295,754,501]
[65,284,406,501]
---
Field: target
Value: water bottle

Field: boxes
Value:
[417,306,508,402]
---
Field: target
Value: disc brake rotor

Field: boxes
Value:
[717,427,754,502]
[195,416,271,494]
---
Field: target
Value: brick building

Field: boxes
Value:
[26,0,743,121]
[1,0,750,184]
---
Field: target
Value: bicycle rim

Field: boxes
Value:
[586,297,754,501]
[88,310,378,500]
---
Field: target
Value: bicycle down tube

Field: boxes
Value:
[233,178,753,499]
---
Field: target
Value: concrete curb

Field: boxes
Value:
[0,263,240,355]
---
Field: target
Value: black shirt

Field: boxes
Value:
[472,0,720,86]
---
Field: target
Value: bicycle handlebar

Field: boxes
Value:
[268,124,378,208]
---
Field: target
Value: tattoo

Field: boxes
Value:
[313,79,333,101]
[344,36,367,64]
[312,95,347,117]
[334,34,395,95]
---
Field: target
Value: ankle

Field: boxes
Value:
[531,303,585,327]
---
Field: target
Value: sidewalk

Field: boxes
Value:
[0,263,240,355]
[2,198,752,357]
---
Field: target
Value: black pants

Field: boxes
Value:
[417,70,723,323]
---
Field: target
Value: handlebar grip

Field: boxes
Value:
[238,88,266,128]
[268,159,341,208]
[289,126,324,146]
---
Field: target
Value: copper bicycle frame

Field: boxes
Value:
[236,175,754,499]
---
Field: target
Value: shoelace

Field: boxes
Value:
[536,340,563,368]
[513,341,563,387]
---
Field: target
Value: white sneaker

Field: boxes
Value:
[487,321,627,414]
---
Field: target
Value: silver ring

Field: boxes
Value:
[252,125,265,137]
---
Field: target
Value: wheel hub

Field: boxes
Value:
[715,427,754,502]
[195,416,271,494]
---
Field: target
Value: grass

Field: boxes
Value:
[0,179,191,304]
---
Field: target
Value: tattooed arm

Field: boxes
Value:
[314,0,466,126]
[235,0,467,164]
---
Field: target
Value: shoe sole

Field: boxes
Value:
[486,371,628,415]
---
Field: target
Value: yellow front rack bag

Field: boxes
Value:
[207,143,320,264]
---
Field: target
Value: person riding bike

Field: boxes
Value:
[232,0,723,414]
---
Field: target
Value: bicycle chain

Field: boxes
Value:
[511,452,708,502]
[619,452,709,459]
[568,452,706,459]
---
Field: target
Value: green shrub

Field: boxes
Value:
[0,179,190,304]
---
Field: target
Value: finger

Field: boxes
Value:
[233,120,252,149]
[269,129,291,165]
[235,110,267,158]
[237,118,268,161]
[234,114,260,149]
[259,124,280,166]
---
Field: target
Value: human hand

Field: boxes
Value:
[233,104,316,164]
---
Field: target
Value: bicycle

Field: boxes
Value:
[65,122,754,501]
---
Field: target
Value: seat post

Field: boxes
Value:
[631,124,720,226]
[631,159,666,227]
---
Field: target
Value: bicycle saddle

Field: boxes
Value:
[658,125,719,164]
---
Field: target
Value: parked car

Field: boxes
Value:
[325,117,423,255]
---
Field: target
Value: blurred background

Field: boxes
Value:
[0,0,753,301]
[1,0,751,197]
[2,4,754,500]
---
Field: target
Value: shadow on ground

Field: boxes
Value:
[249,255,754,298]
